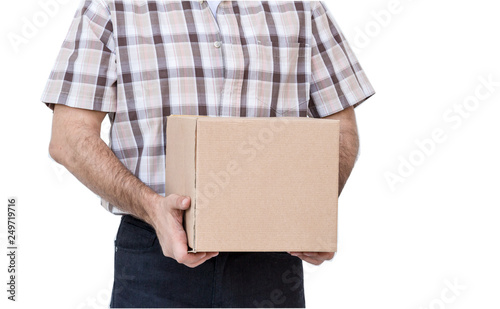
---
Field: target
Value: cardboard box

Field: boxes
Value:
[165,115,339,252]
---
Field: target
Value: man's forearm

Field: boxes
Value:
[338,121,359,194]
[49,106,159,225]
[63,133,158,222]
[49,105,216,267]
[322,106,360,195]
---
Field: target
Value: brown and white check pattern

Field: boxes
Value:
[41,0,375,214]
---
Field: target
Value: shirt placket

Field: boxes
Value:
[210,1,244,117]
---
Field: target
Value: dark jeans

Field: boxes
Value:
[110,215,306,308]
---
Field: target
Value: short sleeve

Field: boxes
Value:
[308,1,375,118]
[40,0,117,112]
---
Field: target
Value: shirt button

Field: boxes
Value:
[214,41,222,48]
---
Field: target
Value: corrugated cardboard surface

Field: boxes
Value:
[166,116,339,252]
[165,116,197,246]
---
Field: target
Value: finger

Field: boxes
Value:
[167,194,191,211]
[290,252,320,258]
[297,254,322,266]
[174,247,206,265]
[303,252,319,257]
[290,252,334,261]
[168,204,206,266]
[294,254,324,266]
[168,207,188,230]
[187,251,219,263]
[171,229,200,264]
[311,252,335,260]
[292,253,324,263]
[321,252,336,261]
[289,252,319,257]
[185,252,219,268]
[171,229,217,266]
[178,251,219,267]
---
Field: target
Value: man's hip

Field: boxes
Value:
[111,214,305,308]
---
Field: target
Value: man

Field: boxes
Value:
[42,0,374,307]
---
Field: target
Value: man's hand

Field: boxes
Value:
[150,194,218,268]
[49,105,217,268]
[288,252,335,266]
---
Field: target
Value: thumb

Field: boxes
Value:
[168,194,191,211]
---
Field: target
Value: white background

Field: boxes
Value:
[1,0,499,308]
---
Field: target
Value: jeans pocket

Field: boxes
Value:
[115,215,157,252]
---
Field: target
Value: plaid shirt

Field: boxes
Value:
[41,0,375,214]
